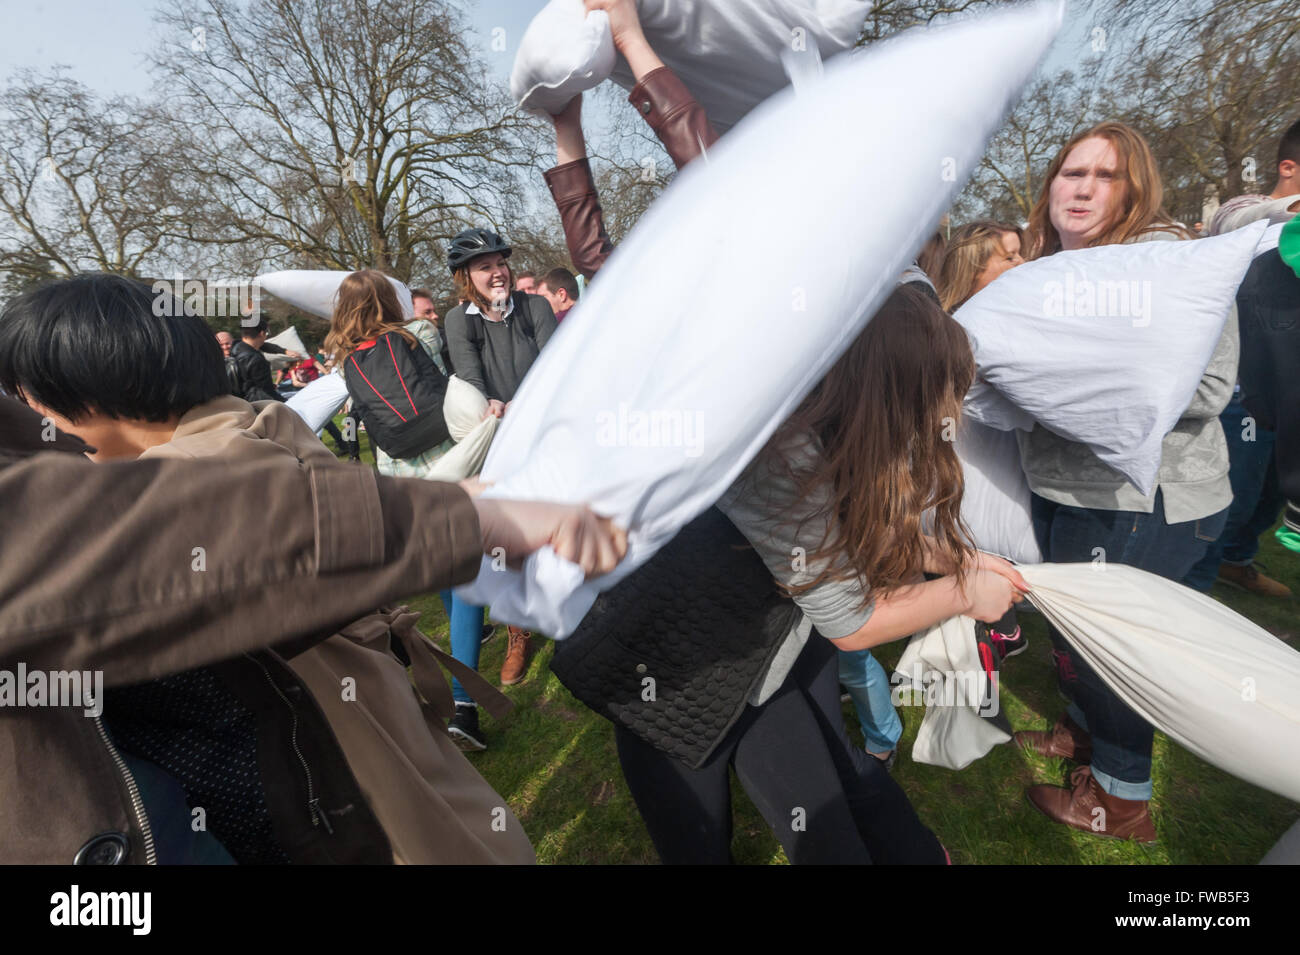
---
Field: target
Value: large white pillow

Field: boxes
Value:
[511,1,615,116]
[955,221,1270,494]
[458,2,1064,637]
[512,0,868,130]
[257,269,414,321]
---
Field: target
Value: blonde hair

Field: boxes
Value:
[938,220,1022,312]
[1027,121,1186,258]
[323,270,418,365]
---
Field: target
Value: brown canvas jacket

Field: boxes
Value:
[0,395,530,863]
[544,66,719,280]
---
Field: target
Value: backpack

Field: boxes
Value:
[342,331,450,459]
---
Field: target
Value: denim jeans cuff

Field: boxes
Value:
[1091,766,1152,801]
[1219,556,1254,568]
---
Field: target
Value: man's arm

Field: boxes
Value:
[0,449,481,686]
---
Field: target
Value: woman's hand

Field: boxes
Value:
[472,497,628,579]
[481,399,506,420]
[584,0,645,51]
[972,552,1030,593]
[961,568,1026,623]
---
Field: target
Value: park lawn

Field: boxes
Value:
[323,423,1300,864]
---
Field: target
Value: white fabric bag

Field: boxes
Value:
[457,2,1064,637]
[512,0,868,130]
[955,222,1269,493]
[895,615,1010,770]
[421,376,500,482]
[1021,563,1300,803]
[955,418,1041,565]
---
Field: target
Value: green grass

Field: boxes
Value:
[325,422,1300,864]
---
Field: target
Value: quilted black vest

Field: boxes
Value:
[550,506,802,769]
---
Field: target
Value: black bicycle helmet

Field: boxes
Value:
[447,228,512,272]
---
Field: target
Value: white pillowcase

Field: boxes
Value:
[458,2,1064,637]
[955,221,1270,494]
[257,269,414,321]
[512,0,868,130]
[511,0,615,116]
[956,419,1042,565]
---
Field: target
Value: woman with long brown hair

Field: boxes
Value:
[937,220,1025,312]
[1013,122,1233,844]
[559,284,1027,864]
[328,269,506,752]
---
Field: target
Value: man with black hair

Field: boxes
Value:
[537,267,580,323]
[230,316,283,403]
[0,272,626,864]
[1210,117,1300,235]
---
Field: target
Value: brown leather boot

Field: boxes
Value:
[1026,766,1157,843]
[500,627,533,686]
[1014,712,1093,763]
[1217,562,1293,599]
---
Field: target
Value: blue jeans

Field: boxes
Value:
[837,648,903,754]
[439,590,485,705]
[1031,490,1227,801]
[1184,396,1284,591]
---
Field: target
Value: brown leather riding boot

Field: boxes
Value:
[1026,766,1157,843]
[500,626,533,686]
[1014,712,1093,763]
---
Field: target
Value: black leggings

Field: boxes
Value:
[614,635,945,864]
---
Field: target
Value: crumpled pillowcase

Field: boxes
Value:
[257,269,414,321]
[510,0,615,116]
[511,0,869,130]
[955,221,1270,495]
[458,2,1065,638]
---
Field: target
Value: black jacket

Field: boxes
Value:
[231,340,282,403]
[1236,249,1300,501]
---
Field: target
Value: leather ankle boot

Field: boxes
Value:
[1014,712,1093,763]
[500,626,533,686]
[1026,766,1157,843]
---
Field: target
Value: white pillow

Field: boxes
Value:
[511,1,615,116]
[458,2,1064,637]
[257,270,414,321]
[955,221,1270,494]
[512,0,868,130]
[266,324,309,356]
[956,419,1042,565]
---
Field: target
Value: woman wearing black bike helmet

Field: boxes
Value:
[442,227,558,693]
[443,228,557,421]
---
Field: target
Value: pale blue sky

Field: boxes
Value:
[1,1,1105,100]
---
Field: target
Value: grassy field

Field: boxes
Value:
[327,427,1300,864]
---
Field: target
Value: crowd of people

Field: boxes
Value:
[0,0,1296,865]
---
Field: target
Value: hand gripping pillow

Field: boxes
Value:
[512,0,869,129]
[511,0,616,115]
[457,2,1064,637]
[955,221,1270,494]
[257,269,414,321]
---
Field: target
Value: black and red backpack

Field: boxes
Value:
[342,331,450,459]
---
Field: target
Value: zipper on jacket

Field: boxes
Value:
[92,715,157,865]
[246,653,326,832]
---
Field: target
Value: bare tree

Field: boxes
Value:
[0,70,184,286]
[151,0,542,281]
